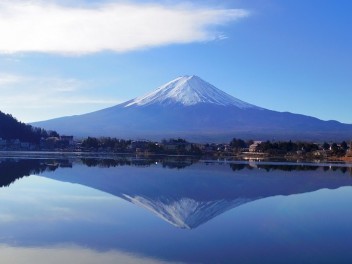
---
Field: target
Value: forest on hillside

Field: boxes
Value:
[0,111,59,144]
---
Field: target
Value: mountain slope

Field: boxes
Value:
[32,75,352,141]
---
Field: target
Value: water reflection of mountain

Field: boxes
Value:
[1,158,352,229]
[38,159,352,229]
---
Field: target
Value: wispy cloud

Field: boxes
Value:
[0,73,121,122]
[0,74,23,85]
[0,1,249,55]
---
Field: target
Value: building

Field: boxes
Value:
[0,138,6,147]
[130,140,151,152]
[162,141,192,152]
[249,141,262,152]
[347,142,352,157]
[20,142,30,149]
[60,135,74,146]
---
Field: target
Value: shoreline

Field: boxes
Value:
[0,150,352,165]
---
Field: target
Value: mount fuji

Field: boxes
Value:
[33,75,352,141]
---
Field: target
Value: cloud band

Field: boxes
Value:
[0,1,249,55]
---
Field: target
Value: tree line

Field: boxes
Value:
[80,136,351,156]
[0,111,59,144]
[256,140,349,156]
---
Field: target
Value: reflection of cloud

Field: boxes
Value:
[0,175,182,263]
[0,245,180,264]
[0,176,118,224]
[0,214,16,223]
[0,1,249,55]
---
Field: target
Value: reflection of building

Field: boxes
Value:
[248,160,258,168]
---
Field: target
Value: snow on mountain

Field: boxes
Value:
[125,75,260,109]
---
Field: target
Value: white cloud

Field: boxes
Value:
[0,1,249,55]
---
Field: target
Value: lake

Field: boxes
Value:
[1,157,352,264]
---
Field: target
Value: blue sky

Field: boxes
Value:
[0,0,351,123]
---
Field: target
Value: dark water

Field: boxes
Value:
[1,157,352,264]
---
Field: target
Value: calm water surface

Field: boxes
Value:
[1,157,352,264]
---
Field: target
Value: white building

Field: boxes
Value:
[249,141,262,152]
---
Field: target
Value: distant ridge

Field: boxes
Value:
[32,75,352,141]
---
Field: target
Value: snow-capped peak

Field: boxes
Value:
[125,75,260,109]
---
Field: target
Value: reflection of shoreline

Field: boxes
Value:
[0,157,199,187]
[2,150,352,165]
[79,158,352,174]
[230,162,352,174]
[80,156,199,169]
[1,156,351,184]
[0,159,53,187]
